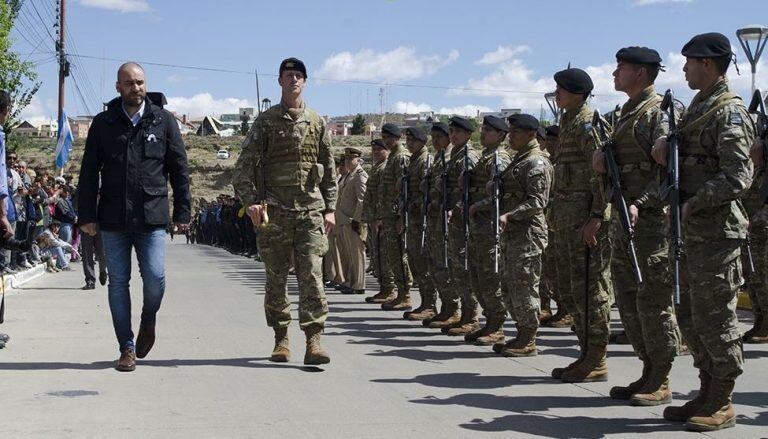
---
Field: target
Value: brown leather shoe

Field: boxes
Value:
[136,324,156,359]
[116,348,136,372]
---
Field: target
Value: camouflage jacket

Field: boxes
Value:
[501,139,553,233]
[470,143,512,232]
[426,147,452,229]
[362,158,386,223]
[378,144,411,221]
[406,145,430,225]
[232,102,337,212]
[445,142,480,230]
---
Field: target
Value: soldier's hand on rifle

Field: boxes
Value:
[628,204,639,227]
[592,150,607,174]
[247,204,265,227]
[651,136,668,166]
[323,211,335,234]
[580,217,602,247]
[750,138,764,168]
[79,222,98,237]
[468,203,479,217]
[499,213,509,233]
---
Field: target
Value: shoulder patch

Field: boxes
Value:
[729,113,743,125]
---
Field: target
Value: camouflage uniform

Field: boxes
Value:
[676,78,754,382]
[607,86,679,401]
[378,144,413,294]
[232,102,336,330]
[550,102,613,379]
[362,158,394,291]
[500,139,553,331]
[741,169,768,340]
[406,145,437,309]
[468,143,511,323]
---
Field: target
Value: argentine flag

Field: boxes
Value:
[55,111,73,169]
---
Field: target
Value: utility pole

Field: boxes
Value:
[56,0,69,129]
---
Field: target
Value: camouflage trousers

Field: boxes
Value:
[680,237,744,380]
[501,227,547,329]
[369,225,395,293]
[745,225,768,318]
[257,208,329,329]
[382,218,412,292]
[427,218,455,306]
[610,207,678,365]
[553,221,613,348]
[540,229,565,310]
[407,220,437,303]
[468,226,506,321]
[449,218,477,314]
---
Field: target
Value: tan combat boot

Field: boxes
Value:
[610,359,651,400]
[495,326,538,357]
[548,312,574,328]
[365,289,395,304]
[539,299,553,325]
[445,307,480,336]
[561,344,608,383]
[381,289,412,311]
[686,378,736,431]
[473,317,506,346]
[405,293,436,321]
[269,327,290,363]
[426,302,461,328]
[630,362,673,406]
[664,370,711,422]
[303,325,330,365]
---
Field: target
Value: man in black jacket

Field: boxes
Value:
[77,62,191,372]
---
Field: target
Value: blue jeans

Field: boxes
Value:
[59,222,73,244]
[102,228,166,351]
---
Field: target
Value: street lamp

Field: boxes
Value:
[545,92,561,124]
[736,24,768,95]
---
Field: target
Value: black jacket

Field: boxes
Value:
[77,96,191,231]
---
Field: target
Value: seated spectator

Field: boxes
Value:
[35,221,78,271]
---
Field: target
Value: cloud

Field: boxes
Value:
[317,47,459,83]
[475,45,531,66]
[393,101,492,117]
[166,93,253,118]
[632,0,693,5]
[78,0,151,13]
[17,96,56,126]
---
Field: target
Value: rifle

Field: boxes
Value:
[441,150,450,268]
[254,124,269,230]
[462,143,471,270]
[420,153,432,255]
[660,89,682,306]
[399,155,410,252]
[376,226,383,280]
[491,148,501,274]
[592,111,643,285]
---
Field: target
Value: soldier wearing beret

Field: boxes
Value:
[335,147,368,294]
[401,127,439,320]
[549,67,614,383]
[423,123,460,328]
[442,116,483,336]
[233,57,336,365]
[652,32,755,431]
[372,123,414,310]
[593,46,680,406]
[462,115,512,345]
[363,139,395,301]
[493,114,553,356]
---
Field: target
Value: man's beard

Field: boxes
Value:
[124,92,145,106]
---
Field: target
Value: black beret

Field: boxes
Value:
[448,116,474,133]
[344,147,363,158]
[545,125,560,137]
[280,58,307,78]
[482,115,509,133]
[430,122,449,136]
[381,123,402,137]
[405,126,428,143]
[554,68,594,95]
[371,139,386,148]
[509,114,539,131]
[536,127,547,140]
[681,32,732,58]
[616,46,662,66]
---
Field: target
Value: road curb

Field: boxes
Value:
[2,264,46,295]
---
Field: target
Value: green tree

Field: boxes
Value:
[350,113,366,135]
[0,0,41,134]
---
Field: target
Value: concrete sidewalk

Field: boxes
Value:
[0,239,765,438]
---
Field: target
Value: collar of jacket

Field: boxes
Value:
[104,96,161,126]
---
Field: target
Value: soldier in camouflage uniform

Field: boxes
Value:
[464,115,512,345]
[443,116,482,336]
[493,114,553,357]
[594,47,680,406]
[423,123,460,329]
[362,139,395,302]
[746,134,768,343]
[232,58,336,366]
[401,127,438,321]
[375,123,413,310]
[549,68,614,383]
[653,33,755,432]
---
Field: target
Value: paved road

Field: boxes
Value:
[1,238,766,438]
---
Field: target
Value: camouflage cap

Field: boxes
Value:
[279,57,307,78]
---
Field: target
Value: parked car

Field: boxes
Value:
[217,149,230,159]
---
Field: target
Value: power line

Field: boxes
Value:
[28,0,57,43]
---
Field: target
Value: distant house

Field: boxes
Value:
[13,120,40,137]
[196,116,225,136]
[39,120,58,138]
[171,113,196,136]
[69,116,93,139]
[327,120,352,137]
[479,108,521,120]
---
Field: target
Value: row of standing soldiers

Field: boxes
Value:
[359,33,764,433]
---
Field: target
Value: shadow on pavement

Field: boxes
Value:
[0,357,323,372]
[373,372,558,389]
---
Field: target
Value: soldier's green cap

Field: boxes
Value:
[681,32,732,58]
[554,68,594,95]
[279,57,307,78]
[344,147,363,158]
[405,126,428,142]
[483,115,509,133]
[448,116,474,133]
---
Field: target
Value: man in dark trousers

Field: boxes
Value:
[77,62,191,372]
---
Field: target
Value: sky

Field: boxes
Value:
[12,0,768,125]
